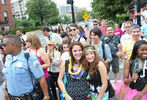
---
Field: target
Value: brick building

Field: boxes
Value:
[0,0,15,31]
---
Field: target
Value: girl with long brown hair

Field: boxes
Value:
[83,45,108,100]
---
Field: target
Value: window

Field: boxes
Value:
[3,12,9,23]
[1,0,6,5]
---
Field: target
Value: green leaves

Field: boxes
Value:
[26,0,59,25]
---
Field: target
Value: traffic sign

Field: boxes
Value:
[83,12,90,20]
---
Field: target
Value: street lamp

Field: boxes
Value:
[67,0,76,23]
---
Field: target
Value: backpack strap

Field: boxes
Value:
[102,42,106,60]
[78,36,82,42]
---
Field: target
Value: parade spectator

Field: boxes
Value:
[47,41,61,100]
[90,27,112,67]
[60,40,70,61]
[99,19,107,35]
[58,42,89,100]
[58,25,64,34]
[135,3,147,26]
[0,45,6,100]
[83,45,108,100]
[124,40,147,100]
[114,23,123,38]
[61,32,69,41]
[65,27,70,33]
[123,25,141,60]
[141,17,147,40]
[121,19,126,32]
[3,35,49,100]
[1,31,10,40]
[121,21,132,48]
[93,20,99,28]
[101,26,121,82]
[70,24,86,46]
[42,26,62,50]
[78,25,85,37]
[26,34,53,99]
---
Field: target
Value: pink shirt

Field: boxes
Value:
[114,28,123,38]
[99,25,107,35]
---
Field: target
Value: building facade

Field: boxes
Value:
[0,0,15,31]
[11,0,28,20]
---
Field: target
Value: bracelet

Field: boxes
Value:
[44,96,49,99]
[63,91,68,97]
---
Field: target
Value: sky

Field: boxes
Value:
[54,0,93,11]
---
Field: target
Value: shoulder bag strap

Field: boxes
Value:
[24,53,35,88]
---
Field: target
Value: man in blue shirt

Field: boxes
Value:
[2,35,49,100]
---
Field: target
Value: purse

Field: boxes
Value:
[108,80,115,98]
[24,53,43,100]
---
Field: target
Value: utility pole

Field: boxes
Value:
[67,0,76,23]
[137,0,141,26]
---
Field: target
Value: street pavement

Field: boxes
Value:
[27,30,124,100]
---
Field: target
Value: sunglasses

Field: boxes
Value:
[93,24,97,26]
[70,29,76,31]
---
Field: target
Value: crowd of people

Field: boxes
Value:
[0,5,147,100]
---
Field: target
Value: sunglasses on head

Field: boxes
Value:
[70,29,76,31]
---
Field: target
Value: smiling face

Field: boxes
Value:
[106,27,114,37]
[131,28,140,41]
[85,50,95,63]
[137,44,147,60]
[72,45,82,61]
[63,44,69,52]
[90,32,99,43]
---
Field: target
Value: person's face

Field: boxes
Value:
[106,27,114,37]
[70,27,78,36]
[124,23,131,33]
[93,22,98,28]
[85,50,95,63]
[63,44,69,52]
[72,45,82,61]
[131,28,140,41]
[66,28,70,33]
[26,40,31,48]
[47,44,54,50]
[137,44,147,60]
[16,30,22,36]
[42,31,49,36]
[101,20,106,26]
[62,36,68,41]
[3,39,13,54]
[91,32,99,43]
[115,23,119,29]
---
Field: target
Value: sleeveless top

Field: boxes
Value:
[66,66,89,100]
[29,49,49,79]
[89,70,108,93]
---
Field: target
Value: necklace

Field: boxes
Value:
[68,58,82,75]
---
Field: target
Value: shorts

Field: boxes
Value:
[108,56,119,73]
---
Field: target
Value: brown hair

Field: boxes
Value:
[70,24,79,29]
[82,45,102,74]
[26,34,42,49]
[60,40,70,54]
[69,41,88,71]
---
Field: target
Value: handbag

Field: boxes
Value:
[24,53,43,100]
[108,80,115,98]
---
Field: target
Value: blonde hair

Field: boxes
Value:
[27,34,42,49]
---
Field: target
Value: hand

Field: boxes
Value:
[65,94,73,100]
[5,91,10,100]
[134,94,142,100]
[132,74,138,82]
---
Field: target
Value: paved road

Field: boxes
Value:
[27,30,124,100]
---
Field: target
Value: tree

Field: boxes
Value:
[62,15,71,24]
[76,10,88,22]
[91,0,132,20]
[26,0,59,25]
[48,17,62,25]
